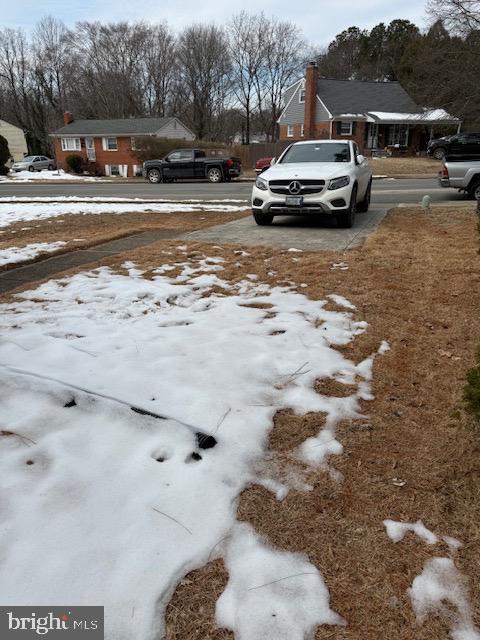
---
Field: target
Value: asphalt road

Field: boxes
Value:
[0,177,471,206]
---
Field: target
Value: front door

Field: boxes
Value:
[85,138,96,162]
[367,123,379,149]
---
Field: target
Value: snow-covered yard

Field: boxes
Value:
[0,197,249,229]
[0,256,371,639]
[0,169,108,182]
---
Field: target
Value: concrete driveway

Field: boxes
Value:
[181,209,387,251]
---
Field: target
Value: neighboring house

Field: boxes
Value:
[278,62,461,153]
[50,113,195,177]
[0,119,28,162]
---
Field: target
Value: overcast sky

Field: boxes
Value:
[2,0,429,45]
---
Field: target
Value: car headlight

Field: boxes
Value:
[255,176,268,191]
[328,176,350,190]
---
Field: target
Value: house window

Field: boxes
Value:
[61,138,81,151]
[340,122,353,136]
[299,88,305,103]
[103,137,118,151]
[130,137,138,151]
[287,125,294,137]
[301,124,305,137]
[387,124,409,147]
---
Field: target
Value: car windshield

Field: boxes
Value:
[280,143,351,164]
[21,156,35,162]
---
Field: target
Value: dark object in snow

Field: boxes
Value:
[64,398,77,408]
[25,460,34,465]
[191,452,202,461]
[196,432,217,449]
[131,405,167,419]
[130,405,217,450]
[156,456,165,463]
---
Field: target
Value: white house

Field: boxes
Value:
[0,119,28,162]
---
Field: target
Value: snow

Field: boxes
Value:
[216,523,344,639]
[383,519,438,545]
[378,340,391,354]
[0,199,249,229]
[368,108,458,123]
[409,557,480,640]
[0,241,67,267]
[0,169,107,182]
[0,258,375,638]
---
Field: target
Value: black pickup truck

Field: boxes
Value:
[143,149,242,184]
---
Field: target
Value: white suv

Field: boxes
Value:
[251,140,372,228]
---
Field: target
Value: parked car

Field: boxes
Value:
[11,156,56,172]
[143,149,241,184]
[251,140,372,228]
[439,158,480,200]
[255,157,274,174]
[427,132,480,160]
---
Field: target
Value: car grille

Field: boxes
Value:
[269,179,326,195]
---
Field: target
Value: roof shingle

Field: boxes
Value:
[52,117,176,136]
[317,79,422,116]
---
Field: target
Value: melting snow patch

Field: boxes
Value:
[383,519,438,545]
[216,523,345,639]
[0,241,67,267]
[378,340,391,354]
[409,557,480,640]
[0,261,377,638]
[331,262,349,271]
[0,200,249,228]
[327,294,356,310]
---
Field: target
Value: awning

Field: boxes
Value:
[366,109,460,125]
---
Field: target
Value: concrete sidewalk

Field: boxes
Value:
[0,229,179,294]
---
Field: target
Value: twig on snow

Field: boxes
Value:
[152,507,193,535]
[247,572,317,591]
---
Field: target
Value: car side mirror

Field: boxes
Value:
[357,154,365,164]
[270,157,276,165]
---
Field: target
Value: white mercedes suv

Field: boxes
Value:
[251,139,372,228]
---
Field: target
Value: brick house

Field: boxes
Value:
[50,113,195,177]
[278,62,461,154]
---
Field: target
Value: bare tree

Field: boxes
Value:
[228,12,267,143]
[141,23,177,117]
[427,0,480,34]
[177,24,231,139]
[254,18,305,141]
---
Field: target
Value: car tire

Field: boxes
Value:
[253,211,274,226]
[337,185,357,228]
[48,164,54,171]
[28,166,34,172]
[433,147,446,160]
[147,168,162,184]
[467,178,480,201]
[357,179,372,213]
[207,167,223,183]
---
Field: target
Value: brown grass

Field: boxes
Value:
[370,156,442,177]
[0,210,249,272]
[1,205,479,639]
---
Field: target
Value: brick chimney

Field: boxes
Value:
[63,111,74,125]
[304,61,318,139]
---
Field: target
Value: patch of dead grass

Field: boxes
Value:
[1,205,479,638]
[370,156,442,176]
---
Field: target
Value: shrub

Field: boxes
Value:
[65,154,83,174]
[0,135,11,174]
[464,351,480,423]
